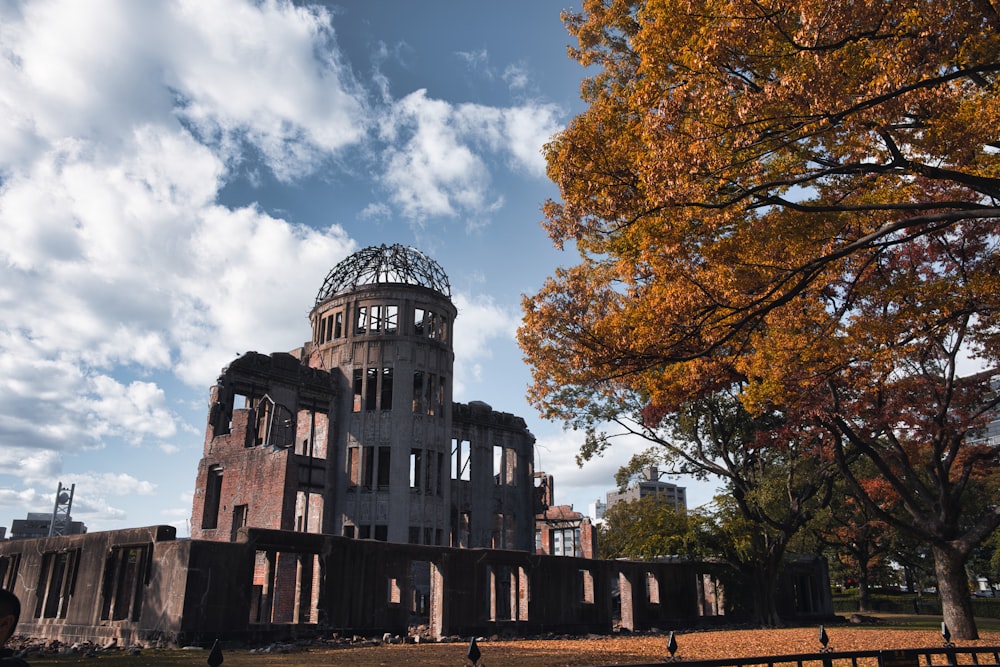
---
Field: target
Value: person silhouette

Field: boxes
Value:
[0,590,29,666]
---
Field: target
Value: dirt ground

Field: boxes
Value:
[21,619,1000,667]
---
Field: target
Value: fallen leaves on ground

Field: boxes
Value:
[293,625,1000,667]
[26,623,1000,667]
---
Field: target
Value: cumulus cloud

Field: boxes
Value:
[450,292,517,400]
[0,0,566,531]
[0,0,365,528]
[378,89,562,224]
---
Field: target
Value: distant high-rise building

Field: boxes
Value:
[604,466,686,513]
[588,498,607,524]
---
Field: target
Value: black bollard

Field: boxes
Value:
[665,630,679,662]
[207,638,223,667]
[467,636,482,666]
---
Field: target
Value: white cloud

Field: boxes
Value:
[82,376,178,443]
[0,0,363,513]
[455,48,490,74]
[0,0,568,533]
[502,64,530,91]
[171,0,368,180]
[451,292,516,399]
[0,448,62,480]
[378,90,562,224]
[0,487,45,512]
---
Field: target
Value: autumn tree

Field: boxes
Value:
[520,0,1000,639]
[810,476,894,612]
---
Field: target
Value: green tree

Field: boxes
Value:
[520,0,1000,639]
[598,494,700,560]
[585,390,836,626]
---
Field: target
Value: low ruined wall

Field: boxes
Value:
[0,526,833,646]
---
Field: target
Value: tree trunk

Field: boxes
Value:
[745,565,781,627]
[857,557,871,612]
[932,544,978,640]
[745,551,783,627]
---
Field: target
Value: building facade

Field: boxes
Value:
[0,523,834,646]
[9,513,87,540]
[190,245,536,551]
[533,474,597,558]
[604,466,687,513]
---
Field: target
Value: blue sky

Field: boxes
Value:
[0,0,718,537]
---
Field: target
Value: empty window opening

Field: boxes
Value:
[347,447,360,487]
[414,308,444,341]
[381,367,393,410]
[365,368,378,410]
[433,375,444,416]
[369,305,399,334]
[553,528,581,557]
[333,311,343,338]
[348,447,372,489]
[231,504,248,541]
[452,439,470,481]
[253,394,294,447]
[100,545,149,622]
[35,550,79,619]
[580,569,595,604]
[493,445,503,485]
[453,511,471,548]
[377,447,391,489]
[412,371,425,413]
[410,449,423,490]
[362,447,374,489]
[202,466,223,529]
[323,315,333,343]
[355,305,368,334]
[414,308,430,337]
[646,572,661,604]
[374,525,388,542]
[0,554,21,591]
[410,561,431,619]
[353,369,363,412]
[388,577,401,604]
[488,565,514,621]
[385,305,398,334]
[491,513,505,549]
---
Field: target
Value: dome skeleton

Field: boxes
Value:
[315,244,451,303]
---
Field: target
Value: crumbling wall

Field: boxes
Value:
[0,525,833,646]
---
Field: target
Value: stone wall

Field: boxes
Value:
[0,525,833,646]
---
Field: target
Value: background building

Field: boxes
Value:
[604,466,687,513]
[534,473,597,558]
[9,512,87,540]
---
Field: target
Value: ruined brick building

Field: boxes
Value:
[0,245,834,646]
[190,244,537,550]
